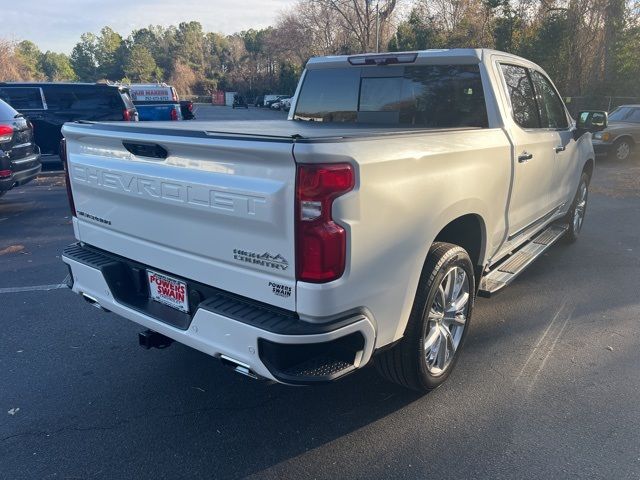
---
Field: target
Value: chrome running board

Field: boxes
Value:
[478,223,568,297]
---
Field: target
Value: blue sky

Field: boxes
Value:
[4,0,297,53]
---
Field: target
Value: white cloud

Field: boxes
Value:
[4,0,297,53]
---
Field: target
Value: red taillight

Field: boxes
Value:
[170,108,178,121]
[187,102,193,112]
[0,170,11,178]
[0,125,13,144]
[296,163,354,283]
[123,109,132,121]
[60,138,76,217]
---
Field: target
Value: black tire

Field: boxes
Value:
[375,242,475,392]
[564,172,590,243]
[610,138,633,161]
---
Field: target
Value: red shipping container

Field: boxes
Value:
[211,91,225,105]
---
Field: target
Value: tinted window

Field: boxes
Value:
[500,64,539,129]
[0,98,18,120]
[294,64,488,128]
[530,71,568,129]
[294,68,360,122]
[626,108,640,123]
[608,107,632,122]
[0,87,44,110]
[43,86,122,111]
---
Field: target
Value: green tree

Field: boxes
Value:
[388,8,441,51]
[175,21,206,72]
[15,40,43,80]
[278,62,299,95]
[95,26,124,79]
[70,33,98,81]
[39,51,77,81]
[123,44,159,82]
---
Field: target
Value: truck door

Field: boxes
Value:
[499,63,561,239]
[529,69,576,209]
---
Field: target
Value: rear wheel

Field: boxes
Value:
[564,172,590,243]
[375,242,475,392]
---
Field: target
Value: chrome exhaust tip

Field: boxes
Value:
[220,355,259,380]
[81,293,110,312]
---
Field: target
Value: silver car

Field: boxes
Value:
[592,105,640,160]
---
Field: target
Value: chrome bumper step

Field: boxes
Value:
[478,223,568,297]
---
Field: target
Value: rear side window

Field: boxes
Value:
[0,87,45,110]
[530,70,568,129]
[294,64,488,128]
[500,64,539,129]
[44,86,122,111]
[0,98,18,120]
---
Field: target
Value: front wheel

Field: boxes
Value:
[612,139,633,161]
[564,172,590,243]
[375,242,475,392]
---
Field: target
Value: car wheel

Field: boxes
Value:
[612,139,633,161]
[375,242,475,392]
[564,172,590,243]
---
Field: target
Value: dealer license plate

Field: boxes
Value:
[147,270,189,313]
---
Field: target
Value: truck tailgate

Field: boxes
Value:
[62,122,297,310]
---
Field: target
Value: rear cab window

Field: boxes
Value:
[0,87,46,110]
[293,64,488,128]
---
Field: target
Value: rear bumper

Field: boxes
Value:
[62,242,376,384]
[0,153,42,192]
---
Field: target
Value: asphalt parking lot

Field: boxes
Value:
[1,106,640,479]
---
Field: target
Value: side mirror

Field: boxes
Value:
[576,110,608,132]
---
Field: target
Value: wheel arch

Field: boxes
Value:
[434,213,487,273]
[614,134,635,146]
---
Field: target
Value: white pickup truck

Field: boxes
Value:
[61,49,606,392]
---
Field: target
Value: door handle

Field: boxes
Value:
[555,145,566,153]
[518,152,534,163]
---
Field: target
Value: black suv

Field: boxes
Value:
[0,99,41,197]
[0,83,138,154]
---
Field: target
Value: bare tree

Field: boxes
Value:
[314,0,398,51]
[0,39,31,81]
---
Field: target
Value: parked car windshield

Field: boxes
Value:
[608,106,640,123]
[293,64,488,128]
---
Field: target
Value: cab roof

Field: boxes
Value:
[306,48,536,69]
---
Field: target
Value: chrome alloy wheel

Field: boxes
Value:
[616,141,631,161]
[573,181,588,234]
[424,266,470,376]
